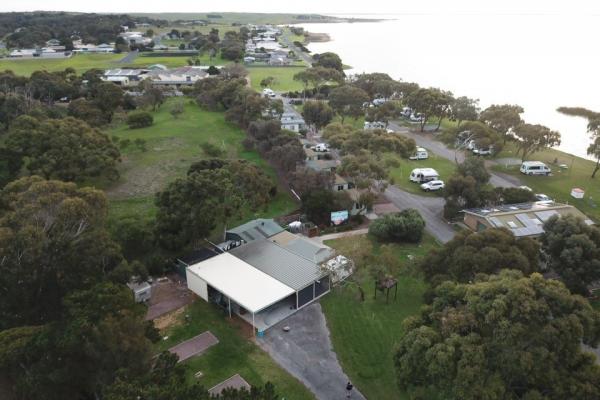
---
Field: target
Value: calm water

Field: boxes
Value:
[299,14,600,159]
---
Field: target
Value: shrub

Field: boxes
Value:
[200,142,225,157]
[369,209,425,243]
[126,111,153,129]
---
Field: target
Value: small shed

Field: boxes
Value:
[127,280,152,303]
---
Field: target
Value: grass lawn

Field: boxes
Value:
[492,142,600,221]
[0,53,124,76]
[248,66,306,92]
[322,234,438,400]
[386,152,457,196]
[104,98,296,227]
[157,300,315,399]
[126,53,228,68]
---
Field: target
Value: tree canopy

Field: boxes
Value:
[420,228,539,287]
[328,85,369,123]
[395,270,600,400]
[6,116,120,182]
[368,209,425,243]
[480,104,524,143]
[406,87,454,132]
[541,214,600,296]
[513,123,561,162]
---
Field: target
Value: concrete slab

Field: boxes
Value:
[257,303,365,400]
[168,331,218,362]
[209,374,251,396]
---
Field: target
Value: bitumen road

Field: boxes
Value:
[257,303,366,400]
[384,185,456,243]
[279,31,314,66]
[118,50,139,64]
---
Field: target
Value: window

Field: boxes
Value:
[337,185,344,191]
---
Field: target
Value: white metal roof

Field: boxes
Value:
[187,252,294,313]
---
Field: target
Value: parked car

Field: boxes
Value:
[409,113,423,122]
[420,180,445,192]
[473,147,493,156]
[519,185,533,192]
[520,161,551,176]
[410,168,440,183]
[535,193,552,202]
[313,143,329,152]
[401,107,412,118]
[409,147,429,160]
[372,98,386,106]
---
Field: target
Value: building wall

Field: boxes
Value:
[186,270,209,301]
[464,214,491,232]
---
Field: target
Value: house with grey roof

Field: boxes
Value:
[462,201,593,238]
[280,112,306,133]
[185,219,350,333]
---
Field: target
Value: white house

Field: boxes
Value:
[280,112,306,132]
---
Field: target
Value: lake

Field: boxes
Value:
[299,14,600,159]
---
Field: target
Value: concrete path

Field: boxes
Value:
[169,331,219,362]
[209,374,251,396]
[257,303,366,400]
[388,121,521,188]
[384,185,456,243]
[312,228,369,244]
[118,50,139,64]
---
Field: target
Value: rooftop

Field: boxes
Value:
[463,202,593,237]
[269,230,335,264]
[229,239,326,290]
[227,218,284,243]
[306,159,338,171]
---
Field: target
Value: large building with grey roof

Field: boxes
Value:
[462,201,593,237]
[186,219,350,333]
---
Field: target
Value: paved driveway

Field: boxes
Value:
[118,50,139,64]
[384,185,456,243]
[257,303,366,400]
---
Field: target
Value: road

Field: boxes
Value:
[387,121,522,188]
[279,31,313,66]
[384,185,456,243]
[118,50,139,64]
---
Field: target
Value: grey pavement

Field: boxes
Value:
[169,331,219,362]
[384,185,456,243]
[118,50,139,64]
[311,228,369,244]
[257,303,366,400]
[388,121,521,188]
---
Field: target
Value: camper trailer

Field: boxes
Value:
[409,168,440,183]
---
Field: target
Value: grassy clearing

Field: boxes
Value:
[157,300,315,400]
[0,53,124,76]
[248,66,306,92]
[322,234,438,400]
[492,142,600,221]
[386,152,457,196]
[104,98,296,226]
[132,12,340,25]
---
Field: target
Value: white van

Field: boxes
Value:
[520,161,551,176]
[313,143,329,152]
[262,88,276,98]
[409,147,429,160]
[410,168,440,183]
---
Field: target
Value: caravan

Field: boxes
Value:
[409,168,440,183]
[409,147,429,160]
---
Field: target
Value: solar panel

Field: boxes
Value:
[507,221,518,228]
[489,217,504,228]
[534,210,558,222]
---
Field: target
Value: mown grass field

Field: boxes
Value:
[104,98,296,227]
[0,53,124,76]
[322,234,438,400]
[127,53,227,68]
[248,66,306,92]
[492,142,600,221]
[386,152,457,196]
[157,300,315,400]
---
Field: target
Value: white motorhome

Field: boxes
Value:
[520,161,551,176]
[409,147,429,160]
[262,88,276,98]
[410,168,440,183]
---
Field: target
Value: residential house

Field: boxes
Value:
[462,201,593,238]
[103,69,148,86]
[185,219,349,334]
[119,31,152,46]
[281,112,306,133]
[332,174,350,192]
[146,66,208,86]
[73,43,115,53]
